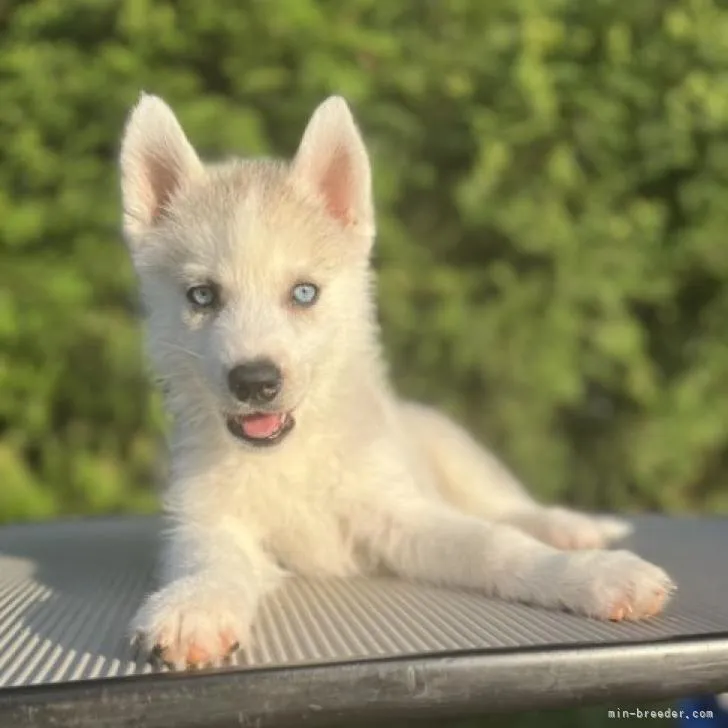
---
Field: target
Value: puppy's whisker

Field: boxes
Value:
[157,340,204,360]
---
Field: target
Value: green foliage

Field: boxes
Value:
[1,0,728,522]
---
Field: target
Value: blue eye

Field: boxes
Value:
[187,284,218,309]
[291,282,319,307]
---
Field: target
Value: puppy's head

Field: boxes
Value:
[119,93,376,448]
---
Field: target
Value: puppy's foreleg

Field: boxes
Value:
[353,496,674,621]
[131,510,280,670]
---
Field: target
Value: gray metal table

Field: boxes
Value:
[0,514,727,727]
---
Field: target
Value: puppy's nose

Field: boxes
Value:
[227,359,282,404]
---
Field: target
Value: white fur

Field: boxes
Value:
[120,93,676,668]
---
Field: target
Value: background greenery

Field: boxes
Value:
[3,0,728,522]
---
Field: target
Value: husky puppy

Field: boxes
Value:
[120,94,674,669]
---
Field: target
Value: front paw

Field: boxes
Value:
[554,549,676,621]
[131,576,249,670]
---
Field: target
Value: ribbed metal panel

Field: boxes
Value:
[0,514,726,688]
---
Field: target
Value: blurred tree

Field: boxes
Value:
[1,0,728,522]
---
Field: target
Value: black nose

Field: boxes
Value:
[227,359,282,404]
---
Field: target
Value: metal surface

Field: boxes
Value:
[0,514,727,726]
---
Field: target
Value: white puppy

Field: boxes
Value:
[119,94,675,669]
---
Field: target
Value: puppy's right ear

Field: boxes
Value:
[119,93,204,239]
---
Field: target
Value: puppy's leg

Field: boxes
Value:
[495,507,632,551]
[401,401,631,549]
[352,496,673,620]
[132,514,281,670]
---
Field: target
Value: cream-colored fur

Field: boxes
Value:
[120,93,675,670]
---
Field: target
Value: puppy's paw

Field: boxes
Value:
[555,549,676,621]
[131,576,249,670]
[506,507,632,550]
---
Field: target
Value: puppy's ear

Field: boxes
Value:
[119,93,204,239]
[291,96,374,237]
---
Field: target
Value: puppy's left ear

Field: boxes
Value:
[291,96,374,238]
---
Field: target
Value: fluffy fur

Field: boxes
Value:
[120,93,675,669]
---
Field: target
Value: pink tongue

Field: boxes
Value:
[241,413,284,439]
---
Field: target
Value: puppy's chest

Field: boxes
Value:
[235,453,359,577]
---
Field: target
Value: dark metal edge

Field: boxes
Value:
[1,634,728,728]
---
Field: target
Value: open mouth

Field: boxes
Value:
[225,411,295,447]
